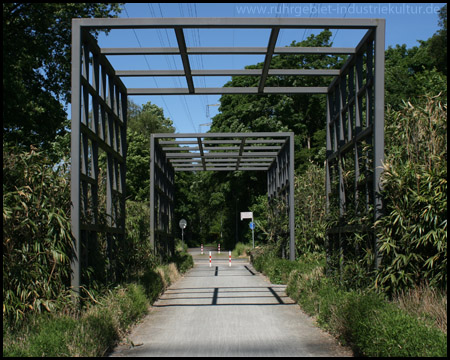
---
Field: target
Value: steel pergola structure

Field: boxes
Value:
[149,132,294,258]
[70,17,385,297]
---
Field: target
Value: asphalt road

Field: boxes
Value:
[109,247,352,357]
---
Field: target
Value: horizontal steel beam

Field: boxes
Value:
[166,152,278,158]
[153,132,292,138]
[169,158,274,163]
[75,17,381,29]
[116,69,340,77]
[163,145,282,151]
[174,167,269,171]
[127,86,328,95]
[159,139,285,145]
[103,46,355,56]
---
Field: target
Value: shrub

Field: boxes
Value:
[393,283,447,333]
[252,247,447,357]
[294,163,327,255]
[3,145,73,322]
[375,95,447,292]
[3,251,194,357]
[122,200,157,280]
[169,250,194,274]
[253,248,325,285]
[340,292,447,356]
[232,242,252,257]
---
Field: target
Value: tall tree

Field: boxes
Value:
[384,4,447,110]
[428,4,447,75]
[174,31,342,248]
[211,30,344,170]
[126,100,175,201]
[2,3,122,154]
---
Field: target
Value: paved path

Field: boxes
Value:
[110,247,352,357]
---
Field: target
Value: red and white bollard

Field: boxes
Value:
[209,251,212,267]
[201,244,203,255]
[218,243,220,254]
[229,251,231,267]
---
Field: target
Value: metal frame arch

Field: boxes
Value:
[70,17,385,298]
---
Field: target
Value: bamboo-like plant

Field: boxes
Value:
[375,94,447,292]
[3,146,73,322]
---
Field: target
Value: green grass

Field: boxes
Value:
[252,249,447,357]
[232,242,252,258]
[3,251,194,357]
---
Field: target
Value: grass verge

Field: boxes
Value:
[251,249,447,357]
[232,242,252,258]
[3,251,194,357]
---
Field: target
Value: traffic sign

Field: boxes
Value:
[249,222,255,230]
[240,211,253,220]
[179,219,187,229]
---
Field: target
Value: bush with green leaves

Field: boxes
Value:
[294,162,327,255]
[252,247,447,357]
[252,247,325,284]
[3,247,194,357]
[375,94,447,292]
[232,242,252,257]
[3,145,73,322]
[120,200,158,281]
[340,292,447,356]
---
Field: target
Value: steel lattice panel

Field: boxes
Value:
[71,29,127,295]
[71,17,385,298]
[150,132,295,259]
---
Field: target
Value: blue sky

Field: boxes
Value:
[92,3,445,134]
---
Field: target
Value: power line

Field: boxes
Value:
[331,3,352,44]
[301,3,316,42]
[154,3,198,133]
[123,5,177,128]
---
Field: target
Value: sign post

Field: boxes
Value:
[179,219,187,246]
[240,212,255,248]
[249,221,255,249]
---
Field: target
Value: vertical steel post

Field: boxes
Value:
[288,133,295,261]
[70,20,81,299]
[150,134,155,250]
[325,93,332,273]
[373,19,385,269]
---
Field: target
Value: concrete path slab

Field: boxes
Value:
[109,248,352,357]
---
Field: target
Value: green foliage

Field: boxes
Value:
[126,131,152,202]
[169,250,195,274]
[375,95,447,292]
[252,248,325,284]
[3,3,122,155]
[210,30,342,171]
[171,30,341,250]
[3,284,139,357]
[294,163,327,254]
[126,100,175,201]
[3,145,73,322]
[122,200,156,279]
[3,247,194,357]
[252,248,447,357]
[232,242,252,257]
[128,101,175,139]
[174,170,266,249]
[427,4,447,75]
[384,4,447,111]
[342,294,447,356]
[248,163,326,257]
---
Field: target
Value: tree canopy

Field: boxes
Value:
[126,100,175,202]
[2,3,123,154]
[211,29,344,171]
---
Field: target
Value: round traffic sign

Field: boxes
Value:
[249,221,255,230]
[179,219,187,229]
